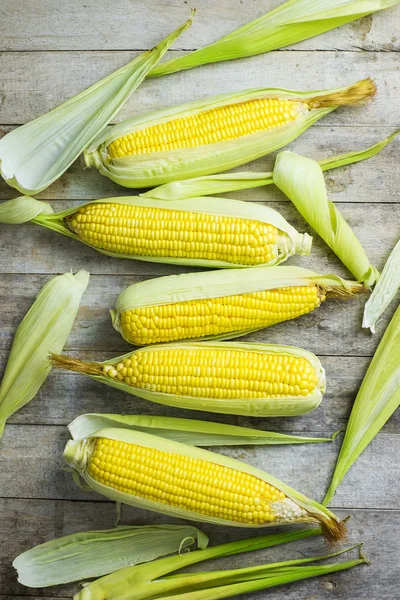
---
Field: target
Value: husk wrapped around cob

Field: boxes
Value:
[0,195,311,269]
[64,426,346,541]
[84,79,376,188]
[51,341,326,417]
[111,266,364,346]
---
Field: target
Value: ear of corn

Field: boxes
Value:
[150,0,399,77]
[323,303,400,506]
[363,239,400,332]
[52,341,326,417]
[68,413,338,446]
[112,266,363,346]
[64,427,345,541]
[13,525,208,588]
[0,14,194,195]
[74,536,365,600]
[84,79,376,189]
[0,195,311,269]
[0,271,89,439]
[143,130,400,201]
[273,150,379,287]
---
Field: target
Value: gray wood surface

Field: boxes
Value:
[0,2,399,600]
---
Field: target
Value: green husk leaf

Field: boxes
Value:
[0,195,311,269]
[53,341,326,418]
[84,80,376,189]
[74,528,323,600]
[150,0,400,77]
[143,129,400,200]
[65,428,344,540]
[0,13,194,195]
[112,265,363,344]
[13,525,208,588]
[68,412,336,445]
[0,271,89,438]
[323,303,400,505]
[363,239,400,333]
[273,150,378,286]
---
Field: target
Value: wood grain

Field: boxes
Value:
[0,0,399,51]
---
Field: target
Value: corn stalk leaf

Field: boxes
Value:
[363,239,400,332]
[13,525,208,588]
[273,150,378,286]
[68,413,337,446]
[0,13,194,195]
[0,271,89,438]
[150,0,400,77]
[143,129,400,200]
[323,304,400,505]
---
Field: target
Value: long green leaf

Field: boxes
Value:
[273,150,378,286]
[68,413,337,446]
[0,13,194,195]
[363,239,400,332]
[0,271,89,438]
[13,525,208,588]
[143,130,399,200]
[150,0,399,76]
[323,303,400,505]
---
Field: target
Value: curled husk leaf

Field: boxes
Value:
[0,13,194,195]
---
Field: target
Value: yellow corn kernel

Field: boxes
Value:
[108,98,304,158]
[66,202,279,266]
[88,437,290,525]
[103,347,318,399]
[120,285,324,345]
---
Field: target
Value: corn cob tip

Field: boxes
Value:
[308,78,376,109]
[50,353,103,377]
[325,281,366,299]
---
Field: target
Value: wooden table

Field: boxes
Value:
[1,2,399,598]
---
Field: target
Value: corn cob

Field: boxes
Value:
[64,428,345,541]
[63,196,311,268]
[112,266,363,346]
[84,79,376,188]
[51,342,325,417]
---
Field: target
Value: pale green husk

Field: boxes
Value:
[0,13,194,195]
[144,129,400,200]
[112,265,362,344]
[0,271,89,438]
[69,413,338,445]
[0,195,312,269]
[150,0,399,76]
[65,427,343,535]
[73,534,365,600]
[324,304,400,506]
[13,525,208,588]
[55,342,326,417]
[273,150,379,286]
[83,84,350,188]
[363,239,400,332]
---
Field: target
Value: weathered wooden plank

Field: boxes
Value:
[0,201,398,277]
[0,425,398,509]
[0,50,397,125]
[0,272,398,357]
[1,126,398,203]
[2,350,399,434]
[0,0,399,52]
[0,500,398,600]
